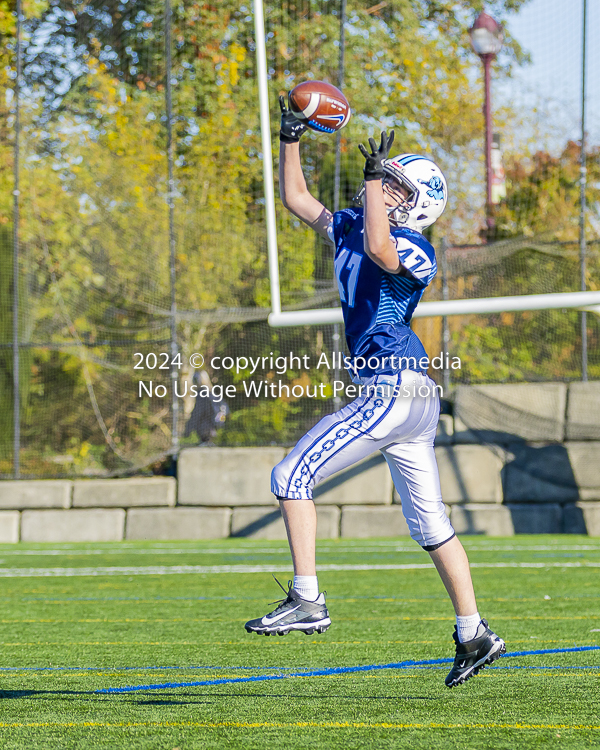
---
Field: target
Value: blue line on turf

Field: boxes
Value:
[94,645,600,694]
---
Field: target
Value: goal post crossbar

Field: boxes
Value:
[252,3,600,331]
[268,291,600,327]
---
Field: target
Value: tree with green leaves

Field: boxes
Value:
[4,0,559,472]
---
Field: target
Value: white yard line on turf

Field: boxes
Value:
[1,561,600,577]
[0,548,292,556]
[0,545,599,557]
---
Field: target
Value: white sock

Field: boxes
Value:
[456,612,481,643]
[293,575,319,601]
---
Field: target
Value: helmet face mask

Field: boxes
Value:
[382,172,417,210]
[382,172,417,227]
[354,152,448,232]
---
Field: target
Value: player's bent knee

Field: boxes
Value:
[271,456,314,500]
[270,460,289,494]
[405,504,455,549]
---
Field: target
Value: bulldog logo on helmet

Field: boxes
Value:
[419,176,445,201]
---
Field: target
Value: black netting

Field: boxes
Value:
[1,1,599,477]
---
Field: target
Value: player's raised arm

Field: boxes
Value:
[278,95,333,241]
[359,131,402,274]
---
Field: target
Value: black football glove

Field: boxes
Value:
[358,130,395,181]
[279,94,308,143]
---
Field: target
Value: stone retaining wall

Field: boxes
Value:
[0,382,599,541]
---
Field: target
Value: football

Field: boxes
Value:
[289,80,351,134]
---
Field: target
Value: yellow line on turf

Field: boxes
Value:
[3,597,595,604]
[0,720,598,731]
[0,642,201,646]
[117,673,584,682]
[2,671,597,680]
[300,672,600,679]
[0,619,215,624]
[341,616,600,622]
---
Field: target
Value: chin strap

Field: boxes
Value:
[354,184,413,228]
[387,205,409,227]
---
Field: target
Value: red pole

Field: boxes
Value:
[483,54,494,238]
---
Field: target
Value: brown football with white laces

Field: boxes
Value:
[289,80,351,134]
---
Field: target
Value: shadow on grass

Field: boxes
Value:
[0,689,94,699]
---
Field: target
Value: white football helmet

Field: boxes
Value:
[356,153,448,232]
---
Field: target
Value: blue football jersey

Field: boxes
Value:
[331,206,437,377]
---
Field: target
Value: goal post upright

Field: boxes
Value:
[253,0,281,317]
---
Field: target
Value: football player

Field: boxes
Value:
[245,96,505,687]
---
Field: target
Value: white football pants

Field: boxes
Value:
[271,370,455,550]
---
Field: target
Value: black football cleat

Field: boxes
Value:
[245,578,331,636]
[445,619,506,688]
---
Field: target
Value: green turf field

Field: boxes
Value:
[0,535,599,749]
